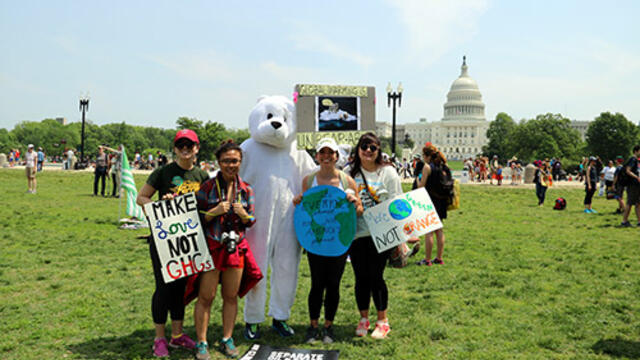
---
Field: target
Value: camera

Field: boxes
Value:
[221,230,238,254]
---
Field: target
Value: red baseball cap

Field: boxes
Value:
[174,129,199,144]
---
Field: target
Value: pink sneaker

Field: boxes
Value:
[169,333,196,349]
[355,317,370,337]
[152,338,169,357]
[370,320,390,339]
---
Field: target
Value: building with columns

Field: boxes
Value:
[378,57,489,160]
[404,56,489,160]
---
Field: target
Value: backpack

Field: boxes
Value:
[616,159,635,187]
[431,164,454,204]
[553,197,567,210]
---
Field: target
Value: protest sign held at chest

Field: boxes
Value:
[363,188,443,253]
[144,192,214,283]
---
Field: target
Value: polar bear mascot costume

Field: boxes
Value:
[240,95,316,337]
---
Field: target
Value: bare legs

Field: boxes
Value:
[424,229,445,261]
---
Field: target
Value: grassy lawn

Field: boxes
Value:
[2,169,639,359]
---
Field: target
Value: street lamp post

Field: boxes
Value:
[79,94,90,169]
[386,82,403,156]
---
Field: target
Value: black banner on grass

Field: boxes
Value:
[239,344,339,360]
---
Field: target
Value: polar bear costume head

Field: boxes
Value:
[248,95,296,149]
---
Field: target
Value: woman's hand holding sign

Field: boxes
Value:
[345,189,364,216]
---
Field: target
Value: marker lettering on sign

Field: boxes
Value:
[166,253,212,279]
[167,233,200,257]
[364,211,390,225]
[402,212,441,235]
[151,193,198,219]
[373,226,401,249]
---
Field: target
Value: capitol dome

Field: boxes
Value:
[443,56,486,121]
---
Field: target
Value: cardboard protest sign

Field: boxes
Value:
[294,185,356,256]
[144,192,214,283]
[239,344,339,360]
[363,188,443,253]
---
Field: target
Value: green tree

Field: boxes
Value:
[509,113,582,161]
[586,112,639,161]
[403,133,415,150]
[0,128,18,153]
[176,117,204,132]
[482,112,516,160]
[228,128,251,145]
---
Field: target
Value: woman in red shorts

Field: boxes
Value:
[194,140,261,359]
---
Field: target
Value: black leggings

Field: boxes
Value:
[584,185,596,205]
[349,236,391,312]
[149,240,187,324]
[307,252,347,322]
[535,183,547,205]
[94,167,106,195]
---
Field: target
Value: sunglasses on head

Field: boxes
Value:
[359,143,379,152]
[175,140,195,149]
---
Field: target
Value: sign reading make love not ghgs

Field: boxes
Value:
[364,188,443,253]
[144,192,214,283]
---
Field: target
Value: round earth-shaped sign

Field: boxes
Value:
[388,198,412,220]
[294,185,357,256]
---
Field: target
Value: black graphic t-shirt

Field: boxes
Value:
[146,162,209,200]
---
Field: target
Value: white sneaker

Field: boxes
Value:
[370,320,390,339]
[355,317,369,337]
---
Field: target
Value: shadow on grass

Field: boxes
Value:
[67,323,362,359]
[592,338,640,358]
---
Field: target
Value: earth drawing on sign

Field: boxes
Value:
[294,185,357,256]
[389,198,412,220]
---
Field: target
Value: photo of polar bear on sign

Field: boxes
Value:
[240,95,316,336]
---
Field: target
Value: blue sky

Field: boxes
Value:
[1,0,638,131]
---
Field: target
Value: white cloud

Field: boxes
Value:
[385,0,489,66]
[290,33,374,67]
[147,51,235,82]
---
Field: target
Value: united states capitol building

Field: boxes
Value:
[377,57,590,160]
[377,57,488,160]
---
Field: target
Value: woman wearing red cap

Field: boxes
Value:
[137,129,210,357]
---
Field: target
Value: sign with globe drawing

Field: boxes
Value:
[293,185,357,256]
[363,188,443,253]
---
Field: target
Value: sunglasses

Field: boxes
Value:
[219,158,241,165]
[359,143,379,153]
[175,141,195,149]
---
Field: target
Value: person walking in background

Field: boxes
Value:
[612,157,626,214]
[603,160,616,199]
[66,148,74,170]
[25,144,37,193]
[345,132,402,339]
[534,161,550,206]
[584,156,598,213]
[136,129,208,357]
[416,144,449,266]
[412,154,425,190]
[104,145,122,198]
[293,138,363,345]
[37,147,45,172]
[157,151,168,167]
[621,146,640,227]
[93,146,108,197]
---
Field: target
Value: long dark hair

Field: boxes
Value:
[349,132,383,178]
